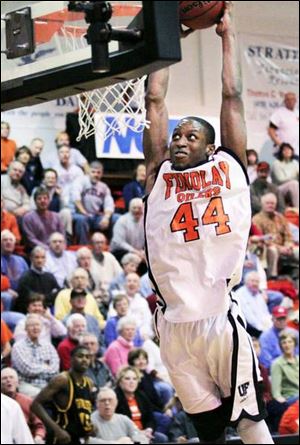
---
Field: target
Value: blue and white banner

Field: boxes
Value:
[2,100,220,162]
[95,114,220,159]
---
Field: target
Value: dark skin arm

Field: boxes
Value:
[143,4,246,194]
[143,68,170,194]
[143,29,194,194]
[31,373,72,444]
[217,1,247,168]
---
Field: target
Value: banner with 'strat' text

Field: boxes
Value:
[239,33,298,161]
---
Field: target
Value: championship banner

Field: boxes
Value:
[95,115,220,159]
[239,33,299,160]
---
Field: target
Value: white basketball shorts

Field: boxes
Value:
[154,296,263,422]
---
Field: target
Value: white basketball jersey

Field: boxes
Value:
[144,148,251,322]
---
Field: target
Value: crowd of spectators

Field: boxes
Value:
[1,92,299,443]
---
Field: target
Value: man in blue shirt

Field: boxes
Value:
[259,305,299,371]
[235,271,272,337]
[1,229,28,318]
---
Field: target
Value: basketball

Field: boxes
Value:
[179,1,225,30]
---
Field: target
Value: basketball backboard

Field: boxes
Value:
[1,1,181,111]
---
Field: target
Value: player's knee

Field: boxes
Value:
[187,402,230,443]
[267,245,278,256]
[237,417,253,434]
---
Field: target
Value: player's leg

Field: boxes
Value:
[211,298,274,444]
[187,404,227,443]
[156,309,227,443]
[237,418,274,444]
[228,301,274,444]
[188,395,274,444]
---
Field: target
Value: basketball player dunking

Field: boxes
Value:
[143,2,274,444]
[31,346,94,444]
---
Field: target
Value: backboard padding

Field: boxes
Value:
[1,1,181,111]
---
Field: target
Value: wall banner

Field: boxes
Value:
[239,33,299,160]
[95,115,220,159]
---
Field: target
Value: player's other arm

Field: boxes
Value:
[268,123,281,147]
[143,68,170,194]
[217,2,247,168]
[31,374,71,443]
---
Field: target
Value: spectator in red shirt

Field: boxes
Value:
[1,367,46,443]
[279,400,299,435]
[57,313,87,370]
[1,121,17,174]
[1,274,10,294]
[1,197,21,243]
[1,318,13,361]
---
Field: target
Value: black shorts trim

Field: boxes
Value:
[227,309,267,427]
[228,309,239,404]
[143,195,167,312]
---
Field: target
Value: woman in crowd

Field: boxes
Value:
[115,365,169,443]
[271,143,299,209]
[271,331,299,410]
[128,348,173,436]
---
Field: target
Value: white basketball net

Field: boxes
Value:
[54,22,148,141]
[76,76,149,141]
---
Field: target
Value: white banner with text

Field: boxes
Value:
[239,33,299,161]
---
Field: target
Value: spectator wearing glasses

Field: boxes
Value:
[11,313,60,397]
[89,387,149,444]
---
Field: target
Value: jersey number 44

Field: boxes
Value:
[170,197,231,242]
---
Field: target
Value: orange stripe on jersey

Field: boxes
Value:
[218,161,231,189]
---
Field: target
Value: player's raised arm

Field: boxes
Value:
[143,68,170,193]
[217,1,247,168]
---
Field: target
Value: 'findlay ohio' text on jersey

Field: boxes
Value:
[144,148,251,322]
